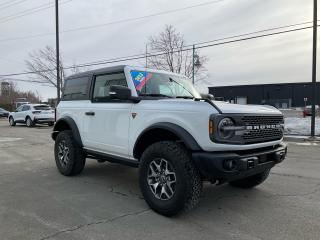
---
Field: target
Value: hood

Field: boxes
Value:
[213,101,282,115]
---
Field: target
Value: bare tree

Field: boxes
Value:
[25,46,64,89]
[0,81,41,111]
[25,46,86,94]
[147,25,208,81]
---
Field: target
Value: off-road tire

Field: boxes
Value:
[54,130,86,176]
[139,141,202,216]
[26,117,34,127]
[229,169,270,189]
[9,117,16,126]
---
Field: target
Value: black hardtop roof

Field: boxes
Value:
[66,65,126,80]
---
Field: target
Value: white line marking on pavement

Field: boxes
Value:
[0,137,22,142]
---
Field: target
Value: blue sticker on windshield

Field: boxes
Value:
[131,71,152,91]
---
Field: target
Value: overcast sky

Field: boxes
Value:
[0,0,316,100]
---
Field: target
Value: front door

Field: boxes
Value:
[14,105,24,122]
[83,72,132,158]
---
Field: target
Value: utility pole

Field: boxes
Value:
[311,0,317,137]
[55,0,60,103]
[192,44,195,84]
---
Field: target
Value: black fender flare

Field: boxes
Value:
[52,117,83,147]
[134,122,202,155]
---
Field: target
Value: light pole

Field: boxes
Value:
[55,0,60,103]
[311,0,317,137]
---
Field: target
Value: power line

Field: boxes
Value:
[0,77,54,86]
[0,2,54,23]
[0,0,72,24]
[0,0,22,7]
[61,0,227,33]
[63,25,315,69]
[0,24,313,78]
[0,0,227,42]
[0,0,27,11]
[193,21,313,46]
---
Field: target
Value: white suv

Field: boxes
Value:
[52,65,287,216]
[9,104,55,127]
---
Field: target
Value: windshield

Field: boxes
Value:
[130,70,201,98]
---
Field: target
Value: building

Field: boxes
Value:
[209,82,320,108]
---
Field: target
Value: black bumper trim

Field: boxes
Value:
[192,143,287,182]
[34,118,55,123]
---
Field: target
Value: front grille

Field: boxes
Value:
[241,115,284,125]
[240,115,284,144]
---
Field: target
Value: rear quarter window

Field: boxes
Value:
[62,76,91,100]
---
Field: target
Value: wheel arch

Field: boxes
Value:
[133,122,202,160]
[52,117,83,147]
[25,115,32,121]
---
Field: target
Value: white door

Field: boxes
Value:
[13,105,24,121]
[83,72,132,157]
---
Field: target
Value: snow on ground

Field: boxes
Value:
[285,117,320,136]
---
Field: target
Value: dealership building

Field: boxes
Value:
[209,82,320,108]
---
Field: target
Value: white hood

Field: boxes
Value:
[213,101,282,114]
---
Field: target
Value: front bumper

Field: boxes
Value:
[192,143,287,182]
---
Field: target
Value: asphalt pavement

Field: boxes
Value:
[0,118,319,240]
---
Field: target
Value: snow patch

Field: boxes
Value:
[285,117,320,136]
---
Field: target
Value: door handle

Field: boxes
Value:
[85,111,95,116]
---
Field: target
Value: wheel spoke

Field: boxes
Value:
[149,162,159,177]
[160,185,170,199]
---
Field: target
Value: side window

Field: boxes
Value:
[62,76,90,100]
[93,72,127,101]
[22,105,30,111]
[16,106,23,112]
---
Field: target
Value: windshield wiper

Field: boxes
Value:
[169,77,194,98]
[139,93,173,98]
[175,96,194,99]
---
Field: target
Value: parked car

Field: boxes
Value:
[303,105,320,116]
[8,104,55,127]
[0,108,9,118]
[52,65,287,216]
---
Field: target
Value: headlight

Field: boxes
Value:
[218,118,235,139]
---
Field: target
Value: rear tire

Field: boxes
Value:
[9,117,16,126]
[54,130,86,176]
[26,117,34,127]
[139,141,202,216]
[229,169,270,189]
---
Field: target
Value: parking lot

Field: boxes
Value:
[0,118,319,240]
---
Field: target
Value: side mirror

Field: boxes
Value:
[200,93,214,100]
[109,85,132,100]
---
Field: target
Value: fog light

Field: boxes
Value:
[223,159,237,171]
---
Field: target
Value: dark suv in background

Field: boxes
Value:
[0,108,9,118]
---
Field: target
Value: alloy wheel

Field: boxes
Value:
[57,140,70,168]
[147,158,177,200]
[9,118,14,126]
[26,118,32,127]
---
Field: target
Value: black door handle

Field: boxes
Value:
[85,111,95,116]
